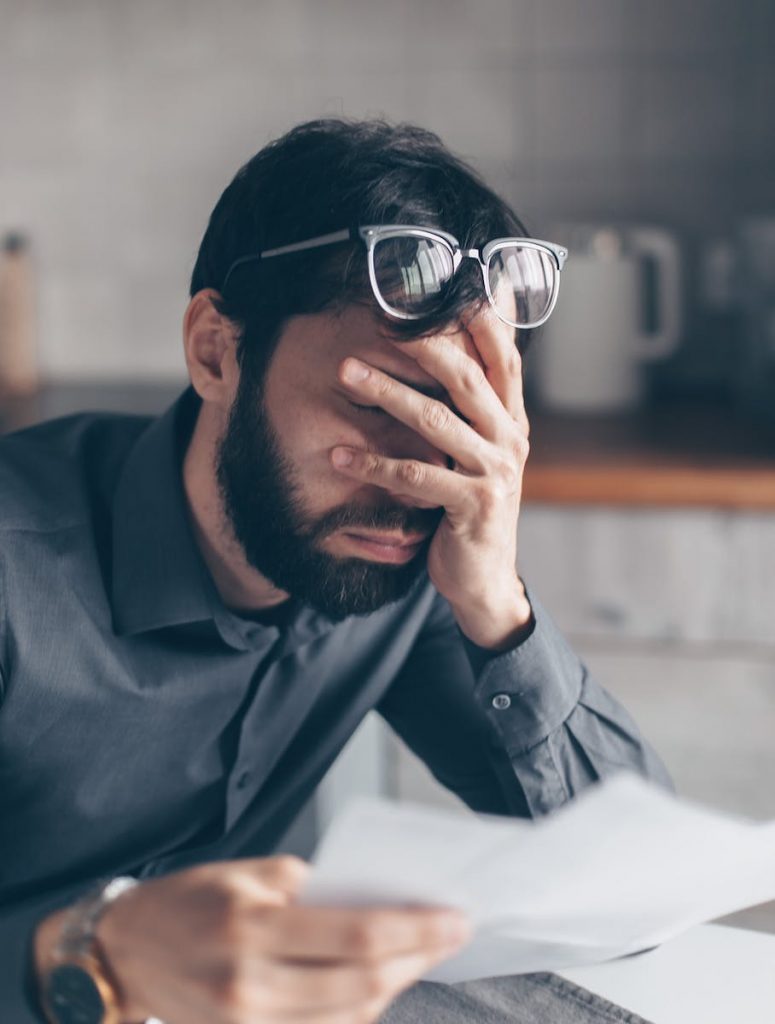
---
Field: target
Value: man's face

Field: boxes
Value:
[216,304,466,621]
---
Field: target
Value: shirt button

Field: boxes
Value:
[491,693,511,710]
[236,771,250,790]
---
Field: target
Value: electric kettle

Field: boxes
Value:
[533,224,683,413]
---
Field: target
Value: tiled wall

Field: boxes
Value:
[1,0,773,379]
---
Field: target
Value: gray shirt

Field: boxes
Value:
[0,388,670,1020]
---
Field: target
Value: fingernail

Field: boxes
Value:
[343,359,370,383]
[332,447,354,467]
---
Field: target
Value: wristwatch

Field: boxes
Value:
[41,876,138,1024]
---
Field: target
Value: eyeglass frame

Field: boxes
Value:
[220,224,568,330]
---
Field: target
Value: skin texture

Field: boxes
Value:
[327,305,534,648]
[34,292,534,1023]
[35,858,470,1024]
[182,293,533,646]
[212,310,447,622]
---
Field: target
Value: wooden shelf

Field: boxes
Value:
[523,402,775,509]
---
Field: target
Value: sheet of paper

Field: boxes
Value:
[300,774,775,982]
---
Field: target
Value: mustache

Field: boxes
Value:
[306,501,444,543]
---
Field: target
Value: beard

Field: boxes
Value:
[215,373,444,622]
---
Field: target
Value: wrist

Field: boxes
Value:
[35,878,139,1024]
[93,896,148,1023]
[452,581,534,651]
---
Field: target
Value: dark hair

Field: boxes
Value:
[190,118,533,384]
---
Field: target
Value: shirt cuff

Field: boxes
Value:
[461,587,584,756]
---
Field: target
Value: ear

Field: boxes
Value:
[183,289,240,407]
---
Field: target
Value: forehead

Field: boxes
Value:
[271,304,478,399]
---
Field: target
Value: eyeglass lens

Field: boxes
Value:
[372,237,455,317]
[371,235,555,326]
[486,245,556,326]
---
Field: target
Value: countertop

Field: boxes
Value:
[2,383,775,509]
[524,400,775,509]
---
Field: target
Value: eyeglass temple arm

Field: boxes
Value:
[220,228,568,292]
[221,228,354,292]
[261,228,353,258]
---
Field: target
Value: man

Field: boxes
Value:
[1,119,670,1023]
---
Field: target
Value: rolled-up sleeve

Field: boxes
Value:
[378,585,672,819]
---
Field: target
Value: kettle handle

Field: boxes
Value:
[630,228,683,360]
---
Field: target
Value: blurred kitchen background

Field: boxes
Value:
[2,0,775,926]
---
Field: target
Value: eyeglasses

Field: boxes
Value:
[221,225,568,330]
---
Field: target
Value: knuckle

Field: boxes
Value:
[505,349,521,377]
[460,362,486,392]
[511,428,530,461]
[364,452,382,476]
[419,335,443,361]
[264,854,307,884]
[421,399,450,432]
[375,373,393,399]
[472,480,499,516]
[345,918,383,959]
[496,457,521,495]
[205,876,248,930]
[397,460,425,488]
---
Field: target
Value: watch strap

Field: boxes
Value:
[43,876,138,1024]
[55,876,138,958]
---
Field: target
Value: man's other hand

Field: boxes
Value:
[34,856,470,1024]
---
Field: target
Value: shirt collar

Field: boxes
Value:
[111,387,216,638]
[110,387,338,653]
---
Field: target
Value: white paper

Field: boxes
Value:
[300,774,775,982]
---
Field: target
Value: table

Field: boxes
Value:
[560,924,775,1023]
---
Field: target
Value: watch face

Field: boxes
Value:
[45,964,105,1024]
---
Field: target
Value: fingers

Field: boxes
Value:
[333,339,529,508]
[338,358,492,473]
[462,303,529,434]
[331,446,465,510]
[247,939,464,1013]
[389,337,509,444]
[91,860,469,1024]
[251,904,470,962]
[219,856,310,909]
[248,855,310,897]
